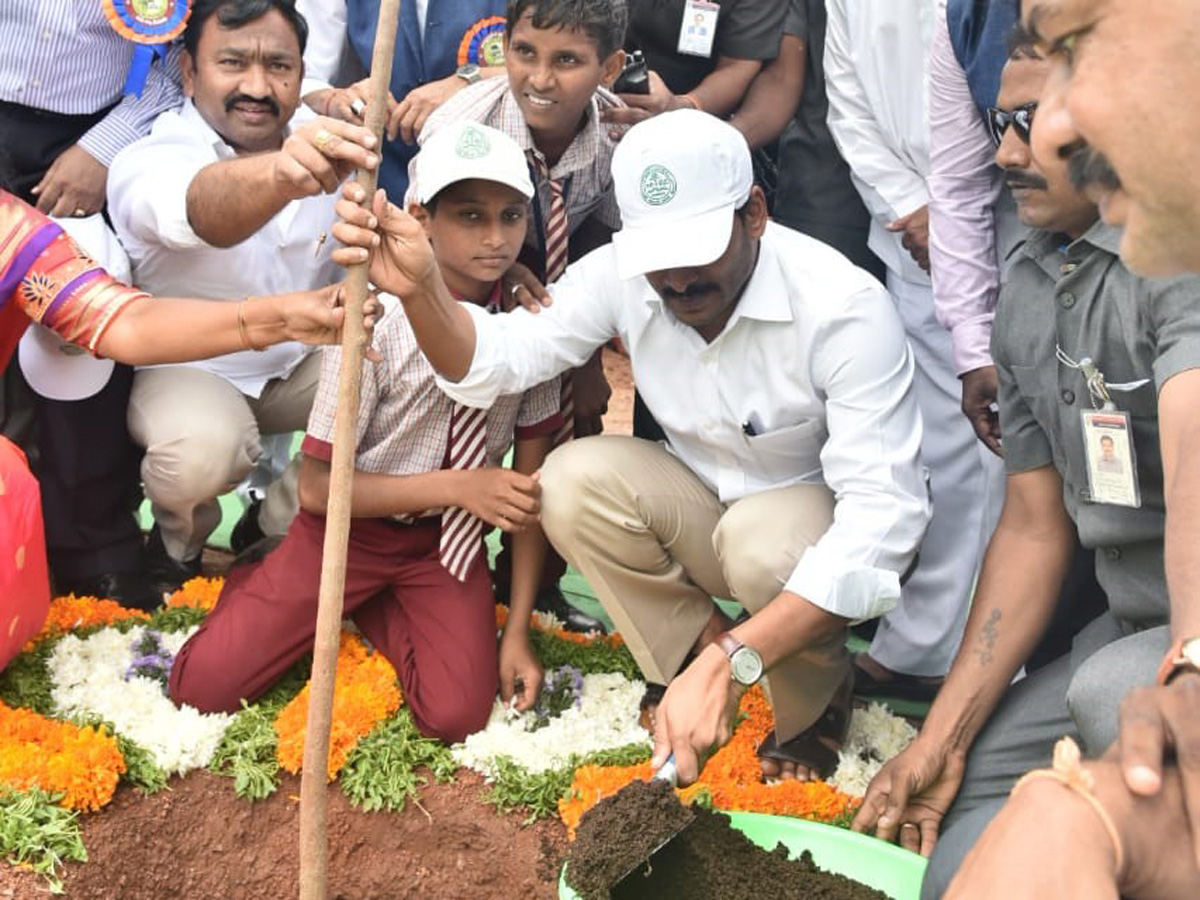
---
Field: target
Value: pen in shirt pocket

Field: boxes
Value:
[741,412,765,437]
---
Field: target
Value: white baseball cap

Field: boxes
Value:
[611,109,754,280]
[413,121,535,204]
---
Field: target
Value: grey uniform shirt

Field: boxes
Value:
[992,221,1200,628]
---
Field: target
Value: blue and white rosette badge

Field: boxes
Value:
[103,0,191,97]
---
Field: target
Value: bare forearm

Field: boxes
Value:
[187,157,293,247]
[730,590,847,671]
[730,36,805,149]
[1164,436,1200,639]
[506,436,551,626]
[298,454,469,517]
[99,294,290,364]
[692,57,763,119]
[923,503,1074,752]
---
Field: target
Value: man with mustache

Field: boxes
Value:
[851,44,1200,898]
[333,109,931,786]
[106,0,380,597]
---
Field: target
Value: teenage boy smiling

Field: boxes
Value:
[169,122,561,743]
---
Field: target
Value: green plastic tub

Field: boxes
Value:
[559,811,927,900]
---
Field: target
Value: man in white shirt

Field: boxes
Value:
[333,110,930,784]
[823,0,1003,696]
[108,0,379,593]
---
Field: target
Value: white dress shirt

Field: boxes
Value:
[107,101,339,397]
[439,222,931,620]
[824,0,936,286]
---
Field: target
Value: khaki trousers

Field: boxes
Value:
[540,435,848,741]
[127,355,319,562]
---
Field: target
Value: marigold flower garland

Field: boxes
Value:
[0,701,125,811]
[25,594,150,650]
[165,576,225,612]
[274,632,402,779]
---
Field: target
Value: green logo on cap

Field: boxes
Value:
[455,125,491,159]
[640,164,677,206]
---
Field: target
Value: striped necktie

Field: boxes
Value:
[530,151,573,443]
[439,401,488,581]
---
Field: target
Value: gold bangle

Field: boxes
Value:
[237,298,265,352]
[680,92,702,112]
[1011,737,1124,877]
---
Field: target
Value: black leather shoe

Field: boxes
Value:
[229,499,265,555]
[144,525,202,598]
[54,570,163,612]
[535,586,608,634]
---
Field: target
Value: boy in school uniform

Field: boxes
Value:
[168,121,560,743]
[411,0,629,631]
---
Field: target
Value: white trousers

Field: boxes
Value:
[871,273,1005,676]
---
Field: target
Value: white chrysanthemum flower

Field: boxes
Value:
[452,672,648,776]
[829,702,917,797]
[47,625,234,776]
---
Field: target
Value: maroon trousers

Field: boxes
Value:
[168,510,498,744]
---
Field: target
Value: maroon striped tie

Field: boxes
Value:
[439,402,488,581]
[530,152,573,443]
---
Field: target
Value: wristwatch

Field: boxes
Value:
[1156,636,1200,686]
[715,632,764,687]
[455,63,482,85]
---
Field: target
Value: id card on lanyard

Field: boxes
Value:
[1067,354,1144,508]
[678,0,720,58]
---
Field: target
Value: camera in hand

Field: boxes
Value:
[613,50,650,95]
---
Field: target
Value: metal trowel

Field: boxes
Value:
[609,755,700,899]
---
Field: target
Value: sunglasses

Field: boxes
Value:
[987,102,1038,147]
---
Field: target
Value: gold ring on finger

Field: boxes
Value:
[313,129,335,151]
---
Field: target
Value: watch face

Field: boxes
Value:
[730,647,763,686]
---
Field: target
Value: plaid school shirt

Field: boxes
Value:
[408,76,623,239]
[302,288,561,475]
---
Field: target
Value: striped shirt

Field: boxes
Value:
[0,3,182,166]
[302,293,561,477]
[408,76,623,238]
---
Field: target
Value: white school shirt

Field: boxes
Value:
[824,0,936,286]
[107,101,339,397]
[439,222,931,620]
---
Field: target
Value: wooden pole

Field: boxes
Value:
[297,1,401,898]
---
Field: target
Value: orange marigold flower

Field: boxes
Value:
[274,632,402,779]
[0,702,125,811]
[25,595,150,650]
[165,576,226,611]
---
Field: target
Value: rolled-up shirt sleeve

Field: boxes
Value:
[436,249,620,407]
[107,138,212,252]
[928,0,1002,375]
[784,285,931,620]
[77,45,183,167]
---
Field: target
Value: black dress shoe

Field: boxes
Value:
[535,586,608,634]
[144,525,202,598]
[229,499,265,555]
[54,570,163,613]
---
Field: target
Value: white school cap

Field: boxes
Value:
[413,121,535,204]
[611,109,754,280]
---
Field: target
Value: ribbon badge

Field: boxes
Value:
[103,0,191,98]
[457,15,507,68]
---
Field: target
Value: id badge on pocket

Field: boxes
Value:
[1081,409,1141,508]
[678,0,719,58]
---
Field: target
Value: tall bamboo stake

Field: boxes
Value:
[297,1,401,897]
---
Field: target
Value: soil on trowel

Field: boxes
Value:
[567,780,892,900]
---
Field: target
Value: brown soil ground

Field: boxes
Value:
[0,771,569,899]
[0,352,635,900]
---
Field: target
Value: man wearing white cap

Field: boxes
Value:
[333,109,930,783]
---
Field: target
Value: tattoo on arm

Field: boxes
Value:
[975,609,1002,666]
